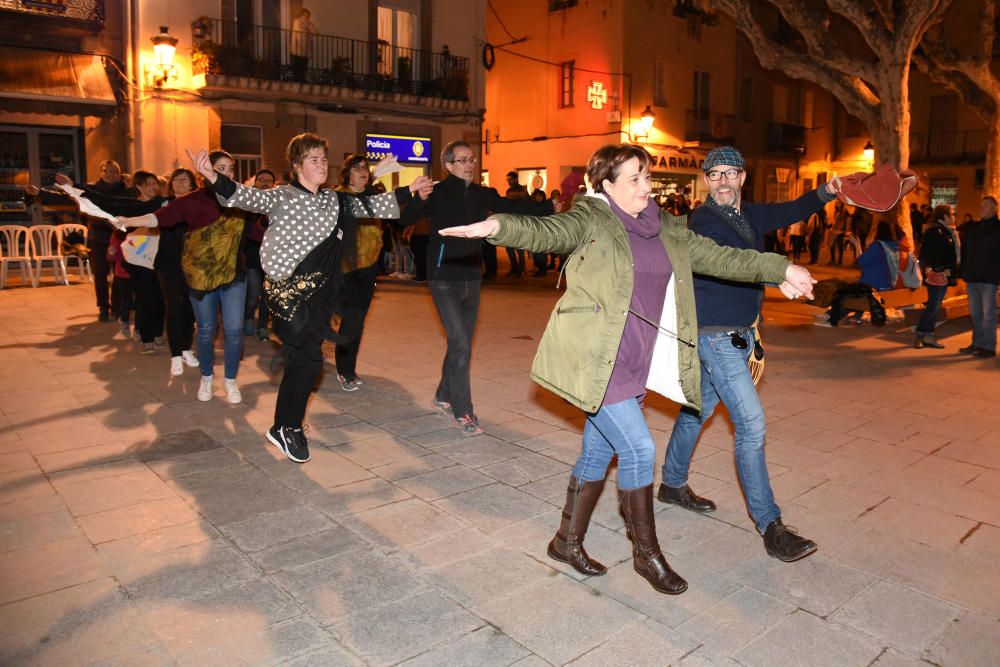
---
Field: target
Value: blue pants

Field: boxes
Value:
[967,282,998,353]
[574,398,656,490]
[189,280,246,379]
[661,330,780,533]
[916,283,948,336]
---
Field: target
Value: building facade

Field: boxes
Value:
[1,0,486,227]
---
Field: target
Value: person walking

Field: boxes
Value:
[243,168,276,341]
[915,205,959,350]
[189,134,432,462]
[401,141,552,435]
[87,160,127,321]
[440,143,816,594]
[958,195,999,358]
[503,171,529,277]
[658,146,838,563]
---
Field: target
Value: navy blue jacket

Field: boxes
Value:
[692,188,831,329]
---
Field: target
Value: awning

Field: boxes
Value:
[0,47,117,114]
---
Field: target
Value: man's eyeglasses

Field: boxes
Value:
[451,157,477,165]
[707,169,742,182]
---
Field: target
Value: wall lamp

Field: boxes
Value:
[149,26,179,89]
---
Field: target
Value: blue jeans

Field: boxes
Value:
[967,282,998,353]
[429,279,480,417]
[916,283,948,335]
[189,280,246,379]
[662,330,780,533]
[575,398,656,490]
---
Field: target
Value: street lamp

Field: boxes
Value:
[863,140,875,170]
[150,26,179,89]
[635,105,656,141]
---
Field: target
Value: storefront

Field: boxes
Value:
[643,147,708,206]
[0,124,82,226]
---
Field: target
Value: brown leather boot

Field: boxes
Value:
[547,476,607,576]
[619,485,688,595]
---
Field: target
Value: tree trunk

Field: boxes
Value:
[986,114,1000,197]
[868,64,913,244]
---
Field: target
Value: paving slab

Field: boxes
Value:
[734,609,884,667]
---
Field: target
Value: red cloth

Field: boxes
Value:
[154,188,224,231]
[835,164,918,212]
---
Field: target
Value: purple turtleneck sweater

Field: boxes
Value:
[602,197,672,407]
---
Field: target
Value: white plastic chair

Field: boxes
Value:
[0,225,37,288]
[59,223,92,282]
[29,224,69,286]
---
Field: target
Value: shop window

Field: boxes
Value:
[930,178,958,209]
[220,124,263,184]
[560,61,575,108]
[654,60,668,108]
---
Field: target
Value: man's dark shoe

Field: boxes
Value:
[959,344,979,355]
[98,309,110,322]
[656,483,716,513]
[267,425,310,463]
[973,348,996,358]
[763,519,817,562]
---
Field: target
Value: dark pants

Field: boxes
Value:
[808,232,823,265]
[158,269,195,356]
[274,323,325,429]
[411,235,429,281]
[244,267,268,328]
[790,235,806,263]
[291,55,309,82]
[482,241,497,277]
[116,276,133,324]
[830,233,846,265]
[125,263,165,343]
[335,264,377,380]
[88,236,110,312]
[506,247,525,275]
[916,283,948,336]
[429,278,481,418]
[532,252,548,275]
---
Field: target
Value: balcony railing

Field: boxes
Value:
[766,122,806,154]
[191,18,469,101]
[910,130,988,163]
[684,109,736,144]
[0,0,103,23]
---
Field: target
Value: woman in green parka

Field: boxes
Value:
[440,144,815,596]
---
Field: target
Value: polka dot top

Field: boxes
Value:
[218,182,404,280]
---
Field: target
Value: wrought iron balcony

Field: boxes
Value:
[766,122,806,155]
[0,0,103,24]
[684,109,736,145]
[910,130,988,163]
[191,17,469,101]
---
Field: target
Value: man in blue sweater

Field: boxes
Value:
[657,146,837,562]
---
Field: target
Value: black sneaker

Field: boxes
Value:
[267,425,310,463]
[763,519,817,562]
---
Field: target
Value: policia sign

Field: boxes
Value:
[365,133,432,164]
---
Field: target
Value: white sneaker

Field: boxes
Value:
[224,378,242,404]
[181,350,199,367]
[197,375,213,402]
[170,356,184,376]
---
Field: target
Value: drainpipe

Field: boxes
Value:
[125,0,143,172]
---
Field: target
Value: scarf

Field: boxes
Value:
[705,195,754,244]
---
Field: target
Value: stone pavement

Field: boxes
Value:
[0,275,998,666]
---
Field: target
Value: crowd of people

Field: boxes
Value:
[48,134,997,600]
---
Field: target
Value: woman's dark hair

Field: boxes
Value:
[168,168,196,196]
[208,150,233,166]
[254,168,276,181]
[586,144,652,193]
[339,153,371,187]
[931,204,952,224]
[874,220,897,242]
[131,170,158,188]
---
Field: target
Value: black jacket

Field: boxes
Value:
[918,222,958,278]
[960,215,1000,283]
[401,175,553,281]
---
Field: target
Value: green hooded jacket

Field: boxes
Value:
[490,194,789,413]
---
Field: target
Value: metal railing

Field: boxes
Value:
[191,18,470,101]
[684,109,736,144]
[766,122,806,154]
[910,130,988,163]
[0,0,103,23]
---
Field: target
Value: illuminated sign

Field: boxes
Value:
[587,81,608,110]
[365,133,432,163]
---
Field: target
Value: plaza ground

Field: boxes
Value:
[0,267,998,666]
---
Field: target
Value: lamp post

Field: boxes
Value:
[636,105,656,142]
[863,140,875,171]
[150,26,178,89]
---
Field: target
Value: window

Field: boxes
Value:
[549,0,578,10]
[693,70,709,113]
[220,124,262,184]
[378,1,419,76]
[654,60,668,107]
[845,114,862,138]
[560,61,575,108]
[772,84,788,124]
